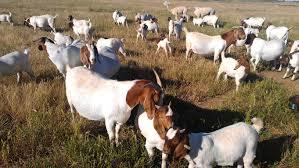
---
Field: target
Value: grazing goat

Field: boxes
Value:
[135,102,174,168]
[168,17,184,40]
[96,37,126,57]
[163,118,264,168]
[51,32,74,46]
[192,18,203,26]
[184,27,246,62]
[113,10,123,23]
[156,36,172,57]
[216,55,250,91]
[80,39,122,78]
[34,37,82,77]
[116,16,128,27]
[282,50,299,81]
[202,15,219,28]
[0,12,13,25]
[24,14,57,32]
[68,15,92,40]
[163,1,188,20]
[135,12,155,22]
[0,49,34,83]
[65,67,164,146]
[193,7,216,18]
[250,38,285,71]
[290,40,299,54]
[241,17,265,29]
[266,24,291,45]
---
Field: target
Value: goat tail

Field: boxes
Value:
[23,48,30,55]
[182,27,189,34]
[153,69,163,91]
[88,22,92,29]
[251,117,264,133]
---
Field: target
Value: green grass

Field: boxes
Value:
[0,0,298,167]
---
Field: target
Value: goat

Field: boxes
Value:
[163,118,264,168]
[24,14,57,32]
[228,27,258,54]
[266,24,292,45]
[241,17,265,29]
[163,1,188,20]
[0,12,13,25]
[156,36,172,57]
[116,16,128,27]
[0,49,34,83]
[96,37,127,57]
[135,102,173,168]
[290,40,299,54]
[136,23,148,42]
[168,17,184,40]
[135,12,155,22]
[216,55,250,91]
[282,50,299,81]
[68,15,92,40]
[184,27,246,62]
[65,67,164,146]
[193,18,203,27]
[113,10,123,23]
[250,38,285,71]
[34,37,82,77]
[202,15,219,28]
[51,32,74,46]
[193,7,216,18]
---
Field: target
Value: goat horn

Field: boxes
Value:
[153,69,163,90]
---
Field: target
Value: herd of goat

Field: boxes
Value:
[0,1,299,168]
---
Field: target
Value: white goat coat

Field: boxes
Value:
[44,40,82,76]
[250,38,284,61]
[0,49,32,76]
[243,17,265,28]
[290,40,299,53]
[142,20,159,33]
[96,38,126,57]
[289,52,299,68]
[193,18,203,26]
[188,122,259,167]
[202,15,219,28]
[266,25,289,44]
[71,18,92,40]
[113,10,122,22]
[116,16,128,27]
[185,31,226,61]
[52,32,73,46]
[27,15,56,31]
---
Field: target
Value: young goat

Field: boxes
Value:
[65,67,164,146]
[282,50,299,81]
[168,17,184,40]
[0,49,34,83]
[241,17,265,29]
[112,10,123,23]
[0,12,13,25]
[136,23,148,42]
[68,15,92,40]
[163,118,264,168]
[135,102,174,168]
[156,35,172,57]
[184,27,246,62]
[24,14,57,32]
[216,55,250,91]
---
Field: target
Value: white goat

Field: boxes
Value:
[116,16,128,27]
[135,13,155,22]
[202,15,219,28]
[24,14,57,32]
[241,17,265,28]
[0,12,13,25]
[216,55,250,91]
[163,118,264,168]
[112,10,123,23]
[266,24,291,45]
[68,15,92,40]
[65,67,164,146]
[0,49,34,83]
[168,18,184,39]
[193,7,216,18]
[250,38,285,71]
[35,37,82,77]
[290,40,299,54]
[184,27,246,62]
[283,51,299,81]
[135,103,173,168]
[156,37,172,57]
[96,37,126,57]
[51,32,73,46]
[193,18,203,26]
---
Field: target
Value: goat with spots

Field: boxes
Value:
[163,118,264,168]
[65,68,164,146]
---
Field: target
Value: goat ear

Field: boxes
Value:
[143,89,156,120]
[153,115,166,139]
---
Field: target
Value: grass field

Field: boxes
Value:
[0,0,298,167]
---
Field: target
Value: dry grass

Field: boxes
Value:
[0,0,298,167]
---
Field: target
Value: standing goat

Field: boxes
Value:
[112,10,123,23]
[156,36,172,57]
[24,14,57,32]
[163,1,188,20]
[0,49,34,83]
[241,17,265,29]
[184,27,246,62]
[34,37,82,77]
[65,67,164,146]
[68,15,92,40]
[168,17,184,40]
[0,12,13,25]
[282,50,299,81]
[266,24,292,45]
[290,40,299,54]
[163,118,264,168]
[193,7,216,18]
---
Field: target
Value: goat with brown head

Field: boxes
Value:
[221,27,246,50]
